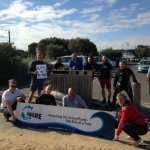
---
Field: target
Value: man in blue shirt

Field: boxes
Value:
[68,53,83,70]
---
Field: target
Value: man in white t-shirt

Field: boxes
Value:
[1,79,26,122]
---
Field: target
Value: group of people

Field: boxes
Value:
[53,53,139,108]
[0,51,149,147]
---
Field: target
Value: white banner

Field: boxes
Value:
[36,64,47,79]
[15,103,116,140]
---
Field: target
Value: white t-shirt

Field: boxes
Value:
[1,88,23,109]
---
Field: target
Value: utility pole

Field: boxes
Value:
[8,30,10,44]
[5,30,10,44]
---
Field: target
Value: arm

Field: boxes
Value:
[20,93,26,101]
[68,60,73,69]
[109,64,113,79]
[77,95,88,109]
[129,68,137,83]
[115,109,130,138]
[110,69,112,79]
[83,103,88,109]
[113,71,119,89]
[52,96,57,106]
[28,61,38,75]
[17,89,26,102]
[62,96,67,107]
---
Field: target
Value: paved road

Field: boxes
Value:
[92,64,150,108]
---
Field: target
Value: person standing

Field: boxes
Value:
[112,60,138,106]
[1,79,26,122]
[98,56,112,104]
[84,55,98,80]
[62,87,88,108]
[28,51,46,103]
[53,57,64,70]
[114,92,148,147]
[68,53,83,70]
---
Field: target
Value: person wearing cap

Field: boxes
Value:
[1,79,26,122]
[112,60,138,107]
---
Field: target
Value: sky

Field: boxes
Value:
[0,0,150,51]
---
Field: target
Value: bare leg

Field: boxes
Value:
[107,89,111,103]
[28,91,35,103]
[101,88,106,102]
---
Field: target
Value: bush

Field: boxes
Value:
[0,54,29,84]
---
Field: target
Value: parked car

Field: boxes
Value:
[138,60,150,73]
[108,58,117,67]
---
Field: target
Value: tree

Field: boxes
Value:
[0,42,29,84]
[46,44,65,59]
[38,37,69,58]
[68,38,98,56]
[99,48,122,58]
[135,45,150,58]
[28,42,38,56]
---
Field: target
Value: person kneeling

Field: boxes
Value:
[36,84,56,106]
[62,87,88,109]
[1,79,26,122]
[114,92,148,147]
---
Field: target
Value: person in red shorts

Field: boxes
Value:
[98,56,112,104]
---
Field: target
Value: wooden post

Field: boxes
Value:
[50,70,93,108]
[132,83,141,108]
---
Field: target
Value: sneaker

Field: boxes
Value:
[132,138,144,147]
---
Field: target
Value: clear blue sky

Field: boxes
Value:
[0,0,150,51]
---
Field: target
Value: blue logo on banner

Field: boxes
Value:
[21,105,33,120]
[21,105,42,120]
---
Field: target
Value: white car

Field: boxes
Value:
[138,60,150,73]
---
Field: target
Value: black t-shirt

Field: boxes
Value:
[84,62,98,70]
[36,94,56,105]
[98,62,112,79]
[28,60,45,79]
[53,63,64,70]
